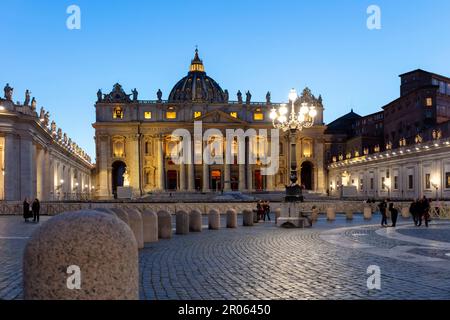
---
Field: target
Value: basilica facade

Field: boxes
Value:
[93,50,329,199]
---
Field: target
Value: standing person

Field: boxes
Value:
[378,199,388,227]
[389,203,399,227]
[23,198,30,222]
[256,201,263,221]
[264,201,271,221]
[32,198,40,223]
[422,196,431,228]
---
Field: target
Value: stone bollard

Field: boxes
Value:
[208,209,220,230]
[157,210,172,239]
[326,207,336,221]
[176,210,189,235]
[345,208,354,220]
[226,209,237,228]
[189,209,202,232]
[275,208,281,224]
[311,207,319,222]
[111,207,130,226]
[23,210,138,300]
[142,210,158,243]
[243,209,254,226]
[401,206,410,218]
[93,207,117,218]
[126,208,144,249]
[363,206,372,220]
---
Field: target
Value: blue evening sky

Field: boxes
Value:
[1,0,450,160]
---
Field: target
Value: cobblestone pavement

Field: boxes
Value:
[1,214,450,300]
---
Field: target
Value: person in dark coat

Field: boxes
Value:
[23,198,30,222]
[378,200,388,227]
[389,203,399,227]
[417,196,431,227]
[32,198,40,223]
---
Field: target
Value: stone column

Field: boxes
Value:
[223,164,230,191]
[246,164,253,191]
[202,162,209,192]
[157,135,165,191]
[187,138,195,191]
[266,173,274,191]
[19,135,36,200]
[97,135,111,199]
[239,164,245,191]
[179,163,186,191]
[4,134,19,201]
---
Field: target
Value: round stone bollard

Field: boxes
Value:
[176,210,189,235]
[157,210,172,239]
[23,210,138,300]
[93,207,117,218]
[111,207,130,226]
[189,209,202,232]
[275,208,281,224]
[209,209,220,230]
[126,208,144,249]
[401,206,410,218]
[326,207,336,221]
[226,209,238,228]
[243,209,254,226]
[311,207,319,222]
[142,210,158,243]
[345,208,354,220]
[363,206,373,220]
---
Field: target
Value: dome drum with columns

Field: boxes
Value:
[92,50,327,199]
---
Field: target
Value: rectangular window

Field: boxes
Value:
[446,172,450,189]
[144,111,152,119]
[425,173,431,189]
[166,111,177,119]
[370,178,374,190]
[230,112,238,118]
[394,176,398,190]
[408,175,414,189]
[194,111,202,118]
[426,97,433,107]
[253,113,264,121]
[360,179,364,191]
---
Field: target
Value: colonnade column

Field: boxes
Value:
[224,138,231,191]
[157,135,165,191]
[187,139,195,191]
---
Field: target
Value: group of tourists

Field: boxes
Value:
[256,200,271,221]
[23,198,40,223]
[378,200,399,227]
[409,196,431,228]
[377,196,432,228]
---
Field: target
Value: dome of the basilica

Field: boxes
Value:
[168,50,228,103]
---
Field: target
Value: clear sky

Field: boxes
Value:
[1,0,450,160]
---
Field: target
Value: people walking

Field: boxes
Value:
[389,203,398,227]
[23,198,31,222]
[417,196,431,228]
[32,198,40,223]
[378,199,388,227]
[410,199,419,226]
[263,201,271,221]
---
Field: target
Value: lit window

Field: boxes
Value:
[425,173,431,189]
[253,113,264,121]
[230,112,238,118]
[194,111,202,118]
[166,111,177,119]
[426,98,433,107]
[144,111,152,119]
[113,107,123,119]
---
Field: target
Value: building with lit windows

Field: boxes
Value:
[92,50,328,199]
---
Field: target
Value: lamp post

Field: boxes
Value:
[270,89,317,182]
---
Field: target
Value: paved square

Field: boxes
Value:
[1,214,450,300]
